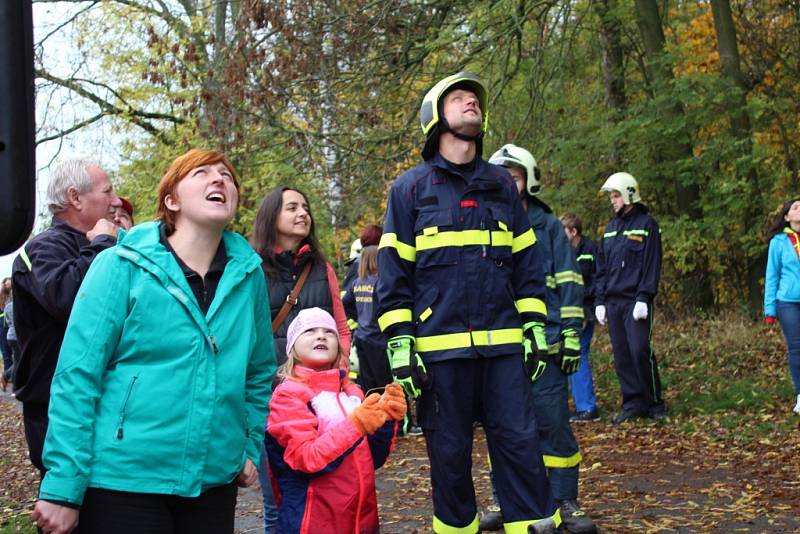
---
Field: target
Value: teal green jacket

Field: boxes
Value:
[39,222,276,505]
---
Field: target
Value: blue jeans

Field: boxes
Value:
[777,301,800,395]
[569,320,598,413]
[258,443,278,534]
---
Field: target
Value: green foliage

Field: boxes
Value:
[36,0,800,310]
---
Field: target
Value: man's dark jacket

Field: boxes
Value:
[11,218,116,404]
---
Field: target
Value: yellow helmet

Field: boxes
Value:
[419,71,489,136]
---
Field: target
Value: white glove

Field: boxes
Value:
[595,305,607,326]
[632,301,648,320]
[348,344,360,374]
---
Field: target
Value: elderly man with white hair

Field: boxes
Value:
[11,159,122,476]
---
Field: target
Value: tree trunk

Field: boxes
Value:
[633,0,713,309]
[710,0,764,314]
[593,0,627,167]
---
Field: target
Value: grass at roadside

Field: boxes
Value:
[589,312,799,438]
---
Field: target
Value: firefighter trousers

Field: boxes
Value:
[417,354,557,532]
[606,299,664,415]
[531,350,581,501]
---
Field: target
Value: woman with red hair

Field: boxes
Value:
[32,149,276,534]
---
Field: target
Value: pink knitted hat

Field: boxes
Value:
[286,307,339,355]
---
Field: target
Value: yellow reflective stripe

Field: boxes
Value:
[433,514,479,534]
[419,307,432,322]
[415,229,512,251]
[347,318,359,330]
[503,509,562,532]
[515,298,547,315]
[543,451,582,468]
[576,254,594,262]
[379,233,416,262]
[545,275,556,289]
[512,228,536,253]
[423,226,439,236]
[560,306,584,319]
[623,229,649,237]
[603,231,617,238]
[377,308,412,332]
[340,290,346,298]
[348,370,359,380]
[19,248,32,271]
[416,328,522,353]
[498,220,508,232]
[554,271,584,285]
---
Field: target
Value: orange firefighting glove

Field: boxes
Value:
[379,383,407,421]
[349,393,388,435]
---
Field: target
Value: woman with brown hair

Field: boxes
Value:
[32,149,276,534]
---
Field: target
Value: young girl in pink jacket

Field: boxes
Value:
[265,307,405,534]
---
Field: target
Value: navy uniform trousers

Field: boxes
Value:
[606,299,664,414]
[530,340,580,501]
[417,354,556,530]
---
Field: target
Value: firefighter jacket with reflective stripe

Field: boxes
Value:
[595,204,662,304]
[526,198,584,344]
[575,237,597,319]
[375,153,547,362]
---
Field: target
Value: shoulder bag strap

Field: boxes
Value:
[272,261,313,334]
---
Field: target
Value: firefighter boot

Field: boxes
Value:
[478,505,503,531]
[558,499,597,533]
[526,517,556,534]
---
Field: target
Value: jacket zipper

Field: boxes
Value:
[116,375,139,439]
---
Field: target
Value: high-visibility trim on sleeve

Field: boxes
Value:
[347,318,359,331]
[543,451,582,468]
[515,298,547,316]
[340,290,347,298]
[545,276,556,289]
[554,271,584,285]
[19,248,32,271]
[503,509,562,533]
[603,231,618,238]
[433,514,479,534]
[511,228,536,253]
[576,253,594,262]
[560,306,584,319]
[377,308,412,332]
[379,233,416,262]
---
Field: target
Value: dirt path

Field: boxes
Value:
[3,390,799,533]
[234,421,800,533]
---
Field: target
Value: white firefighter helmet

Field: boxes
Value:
[349,238,362,260]
[599,172,641,205]
[489,144,541,196]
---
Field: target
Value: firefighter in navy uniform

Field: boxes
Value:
[375,72,560,533]
[594,172,666,424]
[480,145,597,534]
